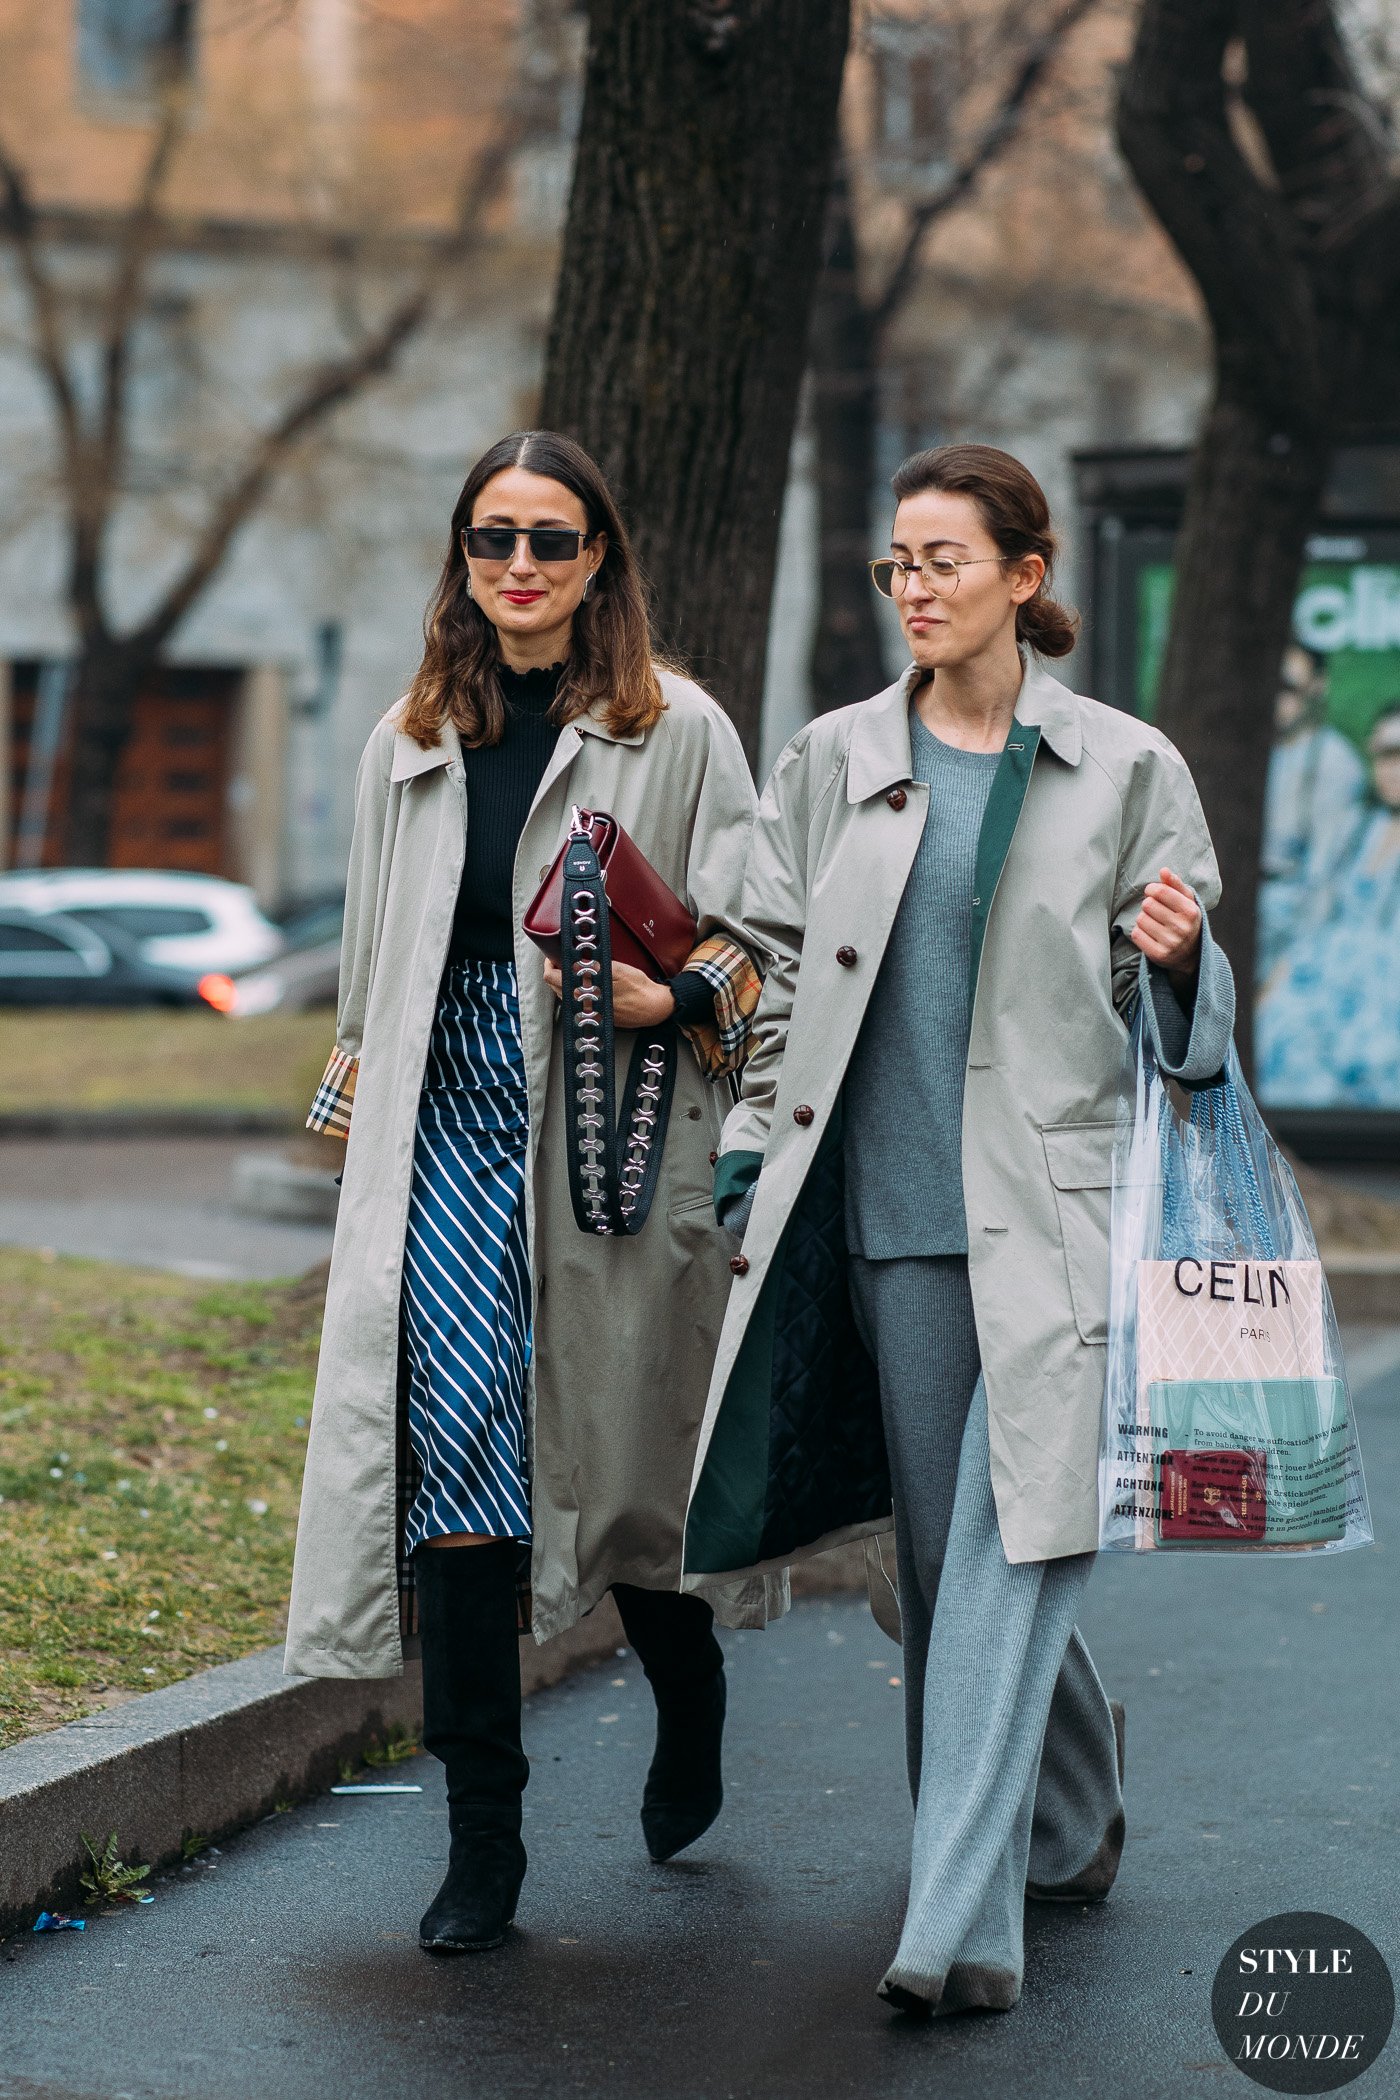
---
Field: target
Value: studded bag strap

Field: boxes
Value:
[559,826,677,1237]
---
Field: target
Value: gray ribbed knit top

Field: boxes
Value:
[844,708,1002,1259]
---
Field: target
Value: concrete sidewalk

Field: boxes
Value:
[0,1136,333,1280]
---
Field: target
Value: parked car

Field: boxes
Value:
[216,899,344,1017]
[0,870,284,977]
[0,908,223,1007]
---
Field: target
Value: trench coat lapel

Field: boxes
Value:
[815,674,929,1098]
[390,719,460,781]
[846,669,919,801]
[513,699,649,892]
[511,700,640,914]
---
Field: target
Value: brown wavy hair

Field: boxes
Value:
[400,430,668,749]
[890,443,1079,659]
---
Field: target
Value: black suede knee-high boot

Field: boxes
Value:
[612,1584,725,1864]
[416,1543,528,1953]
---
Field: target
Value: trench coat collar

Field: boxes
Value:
[390,713,460,781]
[1014,658,1083,767]
[846,657,1081,803]
[575,700,646,747]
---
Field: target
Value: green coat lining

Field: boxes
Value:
[967,722,1040,1005]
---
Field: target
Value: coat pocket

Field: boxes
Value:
[1041,1122,1115,1347]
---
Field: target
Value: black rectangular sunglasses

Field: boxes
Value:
[463,525,588,563]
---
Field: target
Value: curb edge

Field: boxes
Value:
[0,1599,624,1939]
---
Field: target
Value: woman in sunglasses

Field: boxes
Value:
[287,430,771,1954]
[687,443,1235,2014]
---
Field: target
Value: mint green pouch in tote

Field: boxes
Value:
[1147,1377,1350,1546]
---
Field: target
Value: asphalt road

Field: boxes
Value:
[3,1330,1399,2100]
[0,1137,333,1281]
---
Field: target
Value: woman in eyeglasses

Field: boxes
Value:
[287,430,773,1955]
[686,443,1236,2015]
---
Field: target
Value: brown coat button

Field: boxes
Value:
[886,787,907,810]
[793,1104,814,1126]
[708,1150,719,1166]
[836,945,857,967]
[729,1254,750,1275]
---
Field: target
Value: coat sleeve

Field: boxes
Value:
[1139,916,1236,1088]
[665,698,762,1078]
[718,729,818,1168]
[334,722,396,1059]
[1109,730,1235,1085]
[678,698,759,937]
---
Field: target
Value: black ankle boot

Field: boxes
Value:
[415,1542,528,1953]
[612,1584,726,1864]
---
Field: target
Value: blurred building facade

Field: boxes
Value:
[0,0,577,904]
[0,0,1208,902]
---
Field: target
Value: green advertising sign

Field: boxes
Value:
[1132,540,1400,1111]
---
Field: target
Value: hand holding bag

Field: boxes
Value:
[523,808,697,980]
[524,808,698,1237]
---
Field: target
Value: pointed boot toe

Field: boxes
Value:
[641,1788,724,1865]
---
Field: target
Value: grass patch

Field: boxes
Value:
[0,1009,332,1120]
[0,1247,325,1750]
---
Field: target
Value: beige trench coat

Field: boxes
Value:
[285,670,783,1681]
[684,659,1222,1576]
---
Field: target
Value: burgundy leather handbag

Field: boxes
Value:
[524,809,698,1237]
[523,809,697,980]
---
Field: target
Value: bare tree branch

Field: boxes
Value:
[870,0,1102,336]
[1117,0,1324,425]
[129,118,522,655]
[0,135,83,486]
[1238,0,1391,241]
[96,91,187,511]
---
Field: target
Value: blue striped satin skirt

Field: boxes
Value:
[401,959,532,1553]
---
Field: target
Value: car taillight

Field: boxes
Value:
[198,973,237,1013]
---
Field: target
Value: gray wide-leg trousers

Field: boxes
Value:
[849,1255,1124,2014]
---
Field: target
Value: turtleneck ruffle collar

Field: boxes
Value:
[498,660,564,708]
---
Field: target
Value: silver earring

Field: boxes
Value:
[583,573,596,601]
[465,571,474,600]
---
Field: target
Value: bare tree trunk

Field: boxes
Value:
[1152,398,1327,1054]
[1114,0,1400,1082]
[541,0,851,764]
[808,164,888,713]
[62,645,151,864]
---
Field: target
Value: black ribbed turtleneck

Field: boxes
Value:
[448,662,563,965]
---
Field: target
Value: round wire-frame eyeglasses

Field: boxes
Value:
[868,554,1005,599]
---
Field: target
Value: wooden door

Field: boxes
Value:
[108,672,237,874]
[5,664,237,873]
